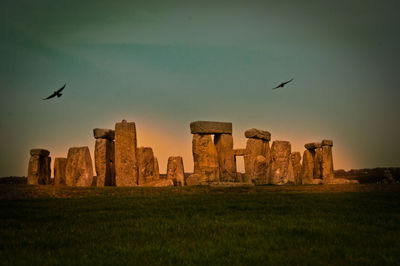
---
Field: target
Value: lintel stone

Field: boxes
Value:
[93,128,115,140]
[244,128,271,141]
[304,142,321,150]
[190,121,232,134]
[30,149,50,157]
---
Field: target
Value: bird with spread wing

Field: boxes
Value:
[272,79,293,90]
[43,83,66,100]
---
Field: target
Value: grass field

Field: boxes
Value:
[0,184,399,265]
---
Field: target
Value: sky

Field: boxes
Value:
[1,0,399,176]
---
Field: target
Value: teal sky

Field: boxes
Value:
[1,0,399,176]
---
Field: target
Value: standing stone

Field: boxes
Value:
[115,120,138,186]
[214,133,236,182]
[287,159,295,184]
[65,146,94,186]
[95,139,115,186]
[301,149,315,184]
[263,141,272,183]
[27,149,51,185]
[110,141,116,186]
[44,156,51,184]
[54,157,67,185]
[192,134,219,183]
[270,141,291,185]
[137,147,155,185]
[290,152,302,184]
[314,146,323,179]
[321,140,334,181]
[253,155,267,185]
[244,138,265,181]
[166,156,185,186]
[153,157,160,180]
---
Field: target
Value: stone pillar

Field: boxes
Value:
[264,141,272,182]
[290,152,302,185]
[54,157,67,185]
[192,134,219,183]
[95,139,115,186]
[166,156,185,186]
[301,142,319,184]
[137,147,155,185]
[94,128,115,186]
[214,133,236,182]
[244,129,271,184]
[270,141,291,185]
[65,146,94,186]
[115,120,138,186]
[321,139,334,181]
[244,139,264,180]
[153,157,160,180]
[254,155,267,185]
[314,146,323,179]
[27,149,51,185]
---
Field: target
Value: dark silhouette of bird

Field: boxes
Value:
[272,78,293,90]
[43,83,66,100]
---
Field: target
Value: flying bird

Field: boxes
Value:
[272,78,293,90]
[43,83,66,100]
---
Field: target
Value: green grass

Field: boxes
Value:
[0,185,399,265]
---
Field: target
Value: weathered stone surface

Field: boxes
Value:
[65,146,94,186]
[93,128,115,140]
[137,147,155,185]
[44,157,51,184]
[115,120,138,186]
[287,158,295,184]
[190,121,232,134]
[264,141,272,182]
[153,157,160,180]
[314,147,323,179]
[321,139,333,146]
[186,174,203,186]
[312,179,324,185]
[192,134,220,183]
[214,134,237,182]
[321,145,335,181]
[27,150,51,185]
[233,149,247,156]
[244,128,271,141]
[95,139,115,187]
[301,150,315,184]
[30,149,50,157]
[270,141,291,185]
[54,157,67,185]
[304,142,321,150]
[254,155,267,185]
[244,138,265,181]
[290,152,302,185]
[166,156,185,186]
[141,179,174,187]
